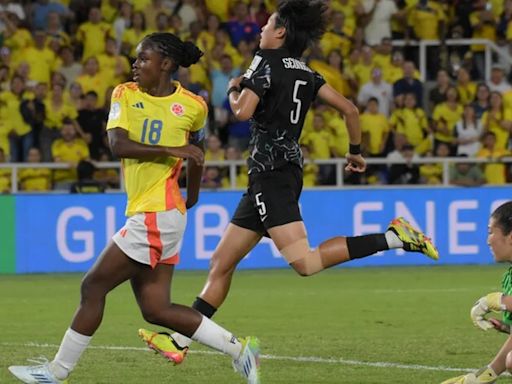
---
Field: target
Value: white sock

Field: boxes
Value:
[50,328,92,380]
[191,316,242,359]
[170,332,193,349]
[385,230,404,249]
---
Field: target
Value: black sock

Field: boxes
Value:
[346,234,388,260]
[192,297,217,318]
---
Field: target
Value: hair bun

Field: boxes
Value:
[180,41,203,67]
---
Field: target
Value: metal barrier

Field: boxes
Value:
[392,38,512,82]
[0,156,509,193]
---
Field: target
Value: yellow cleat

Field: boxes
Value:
[388,217,439,260]
[440,367,498,384]
[138,328,188,365]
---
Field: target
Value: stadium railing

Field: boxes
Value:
[1,156,509,193]
[392,38,512,82]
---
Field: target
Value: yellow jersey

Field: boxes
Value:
[51,138,90,182]
[477,148,509,185]
[481,110,512,151]
[360,113,390,155]
[106,81,207,216]
[19,168,52,191]
[432,102,463,143]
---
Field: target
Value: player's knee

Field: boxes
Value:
[80,274,103,302]
[281,239,324,276]
[209,251,237,277]
[289,259,312,277]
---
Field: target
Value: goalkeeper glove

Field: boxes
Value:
[440,366,498,384]
[470,292,505,331]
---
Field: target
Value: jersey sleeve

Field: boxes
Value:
[312,71,326,99]
[106,84,130,131]
[240,52,271,99]
[191,98,208,132]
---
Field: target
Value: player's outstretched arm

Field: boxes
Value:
[471,292,506,331]
[317,83,366,173]
[107,127,204,165]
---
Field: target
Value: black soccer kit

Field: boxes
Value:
[231,48,326,234]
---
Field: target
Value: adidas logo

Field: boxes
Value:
[132,102,144,109]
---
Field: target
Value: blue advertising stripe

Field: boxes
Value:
[13,187,511,274]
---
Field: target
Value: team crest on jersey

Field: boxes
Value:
[171,103,185,116]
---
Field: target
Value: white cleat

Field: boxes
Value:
[232,337,260,384]
[9,358,68,384]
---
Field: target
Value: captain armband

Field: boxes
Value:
[189,127,206,145]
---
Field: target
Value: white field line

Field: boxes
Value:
[0,342,474,373]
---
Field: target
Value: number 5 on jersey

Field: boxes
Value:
[290,80,307,124]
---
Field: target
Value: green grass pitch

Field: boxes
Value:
[2,265,512,383]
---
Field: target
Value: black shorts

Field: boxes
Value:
[231,164,303,235]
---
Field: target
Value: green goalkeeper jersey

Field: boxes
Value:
[502,267,512,325]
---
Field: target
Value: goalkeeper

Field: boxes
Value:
[441,201,512,384]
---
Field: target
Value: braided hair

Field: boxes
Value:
[275,0,328,57]
[141,32,203,72]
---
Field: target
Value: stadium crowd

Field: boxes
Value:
[0,0,511,192]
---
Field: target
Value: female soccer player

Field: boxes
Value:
[167,0,438,356]
[440,201,512,384]
[9,32,260,384]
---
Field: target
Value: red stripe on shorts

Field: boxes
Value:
[144,212,163,268]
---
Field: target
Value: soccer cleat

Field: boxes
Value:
[387,217,439,260]
[232,336,260,384]
[440,368,498,384]
[9,358,68,384]
[138,328,188,365]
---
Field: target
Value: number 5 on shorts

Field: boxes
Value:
[255,192,266,216]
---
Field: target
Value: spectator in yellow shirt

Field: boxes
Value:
[456,67,477,105]
[481,91,512,151]
[122,11,148,59]
[76,56,110,108]
[221,145,248,189]
[44,82,79,131]
[477,131,509,185]
[0,147,10,193]
[432,86,463,155]
[18,147,51,191]
[144,0,171,30]
[352,45,374,90]
[361,97,390,156]
[45,11,70,50]
[51,118,90,189]
[320,11,353,58]
[0,75,32,161]
[302,112,335,185]
[205,134,225,161]
[300,145,319,187]
[76,7,112,61]
[470,4,497,77]
[98,37,131,87]
[2,12,32,53]
[14,29,56,85]
[419,142,450,185]
[390,92,431,154]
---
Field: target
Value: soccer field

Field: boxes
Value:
[1,265,512,384]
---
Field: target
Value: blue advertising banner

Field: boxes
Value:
[13,187,511,274]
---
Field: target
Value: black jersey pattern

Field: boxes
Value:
[240,48,325,174]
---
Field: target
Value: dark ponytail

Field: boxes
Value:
[142,32,203,71]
